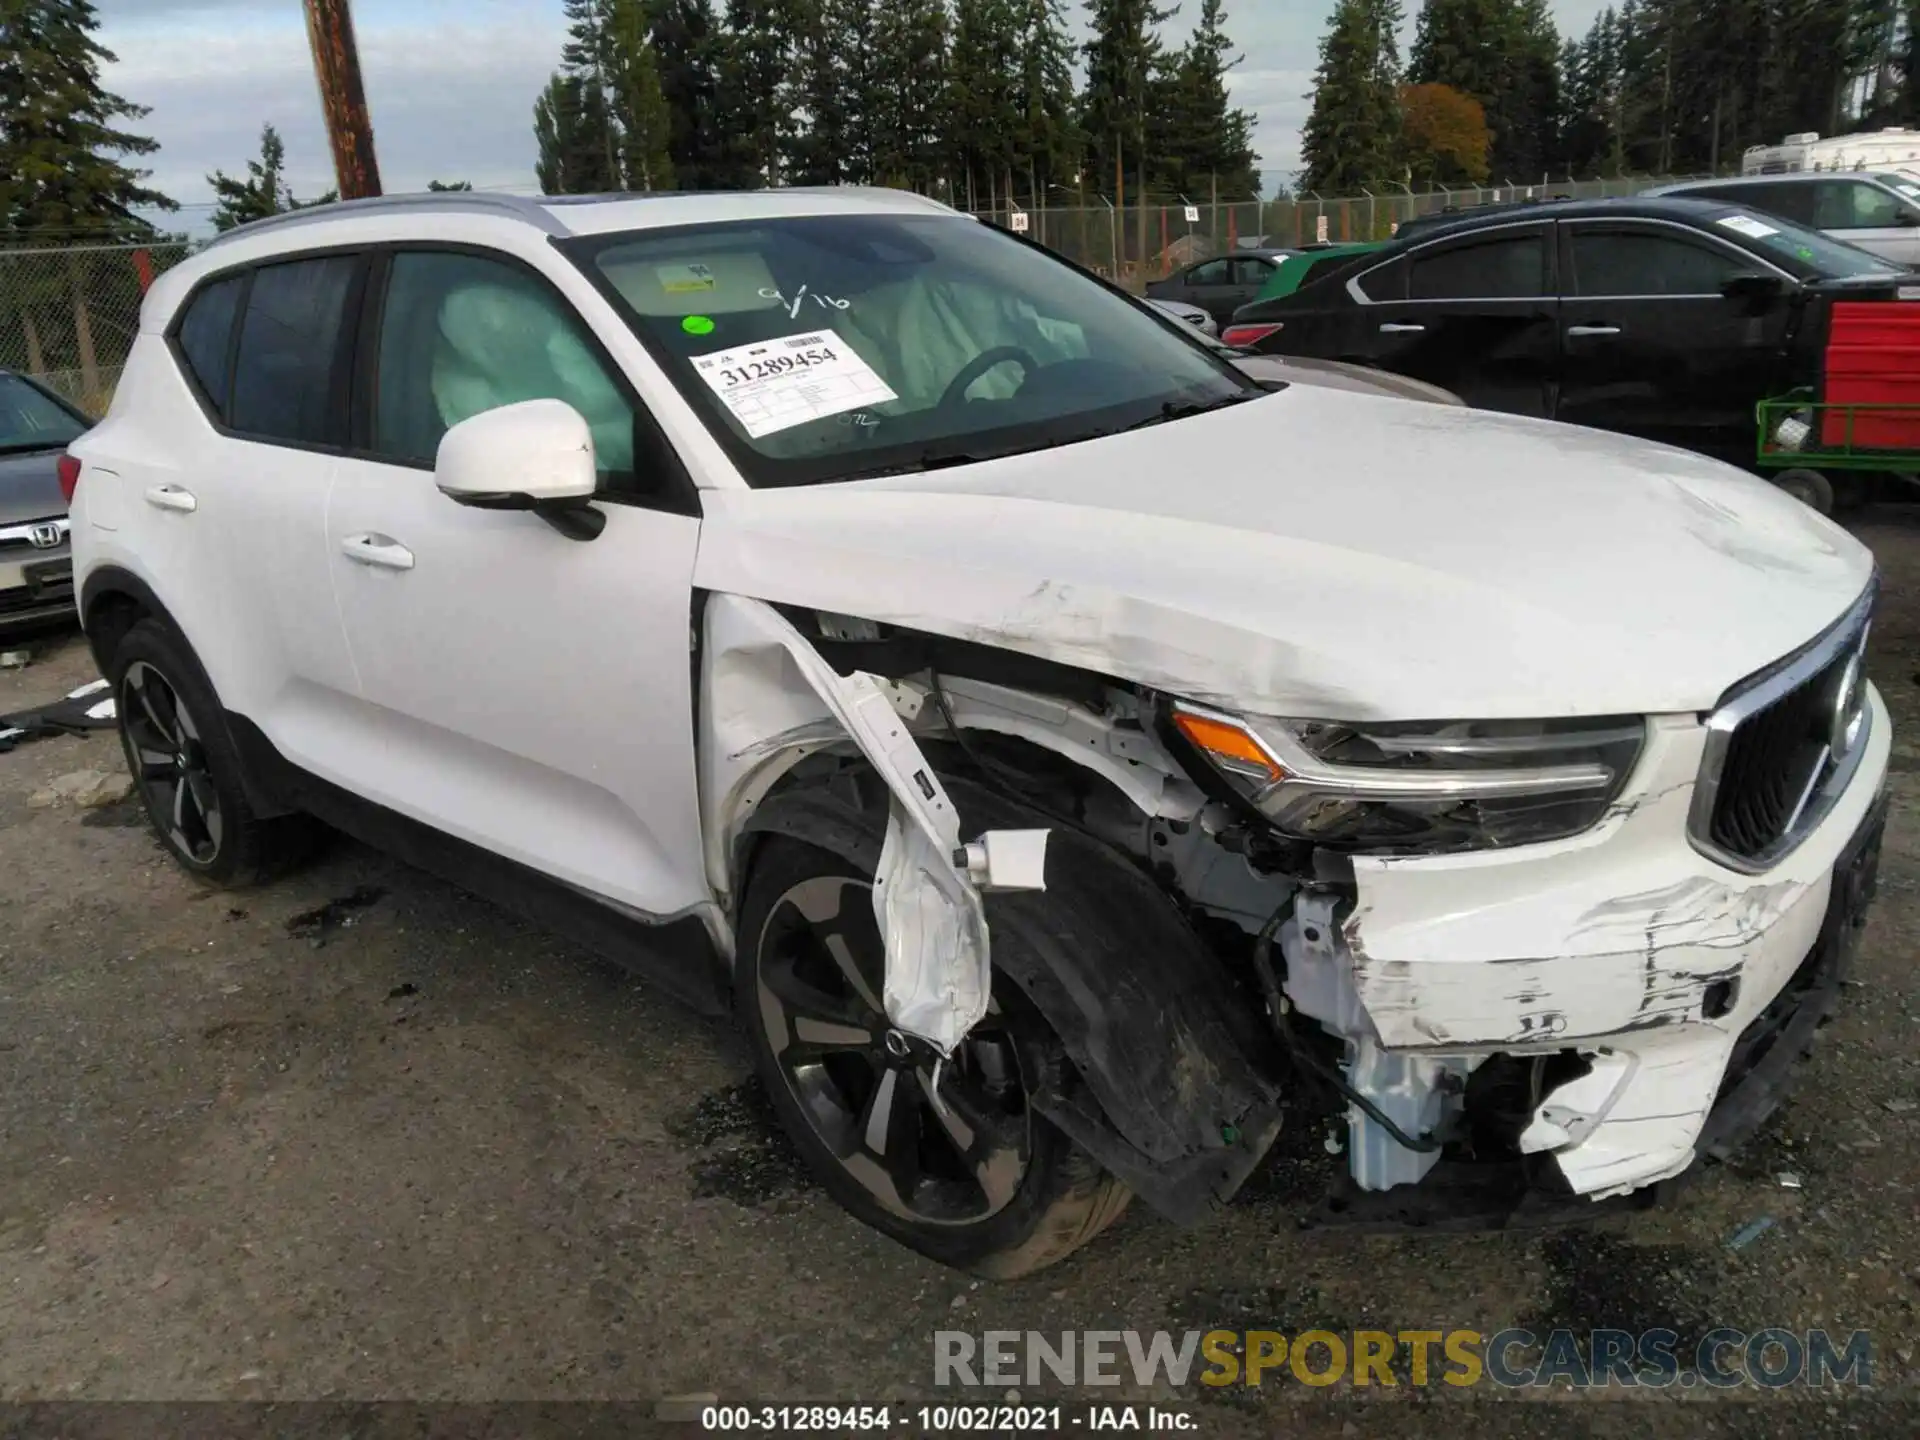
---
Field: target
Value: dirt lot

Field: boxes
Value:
[4,515,1920,1439]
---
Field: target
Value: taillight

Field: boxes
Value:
[56,453,82,506]
[1221,323,1284,350]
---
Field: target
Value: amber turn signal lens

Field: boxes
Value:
[1172,709,1284,782]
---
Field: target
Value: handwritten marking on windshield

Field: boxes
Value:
[760,285,851,319]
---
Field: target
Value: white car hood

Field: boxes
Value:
[693,388,1874,720]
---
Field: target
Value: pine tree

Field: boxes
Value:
[1559,9,1623,176]
[0,0,175,239]
[722,0,798,185]
[605,0,676,189]
[1080,0,1175,200]
[1300,0,1405,195]
[1160,0,1260,197]
[1011,0,1081,204]
[535,73,613,194]
[559,0,623,187]
[207,124,336,232]
[870,0,950,190]
[948,0,1024,206]
[650,0,731,187]
[1407,0,1561,182]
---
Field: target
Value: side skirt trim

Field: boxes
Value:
[226,711,728,1015]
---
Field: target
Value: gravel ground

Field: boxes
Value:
[3,513,1920,1439]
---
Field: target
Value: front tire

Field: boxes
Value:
[107,618,315,887]
[1771,467,1835,516]
[737,835,1130,1277]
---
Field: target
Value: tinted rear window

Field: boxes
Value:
[1410,232,1547,299]
[229,256,358,445]
[174,273,244,418]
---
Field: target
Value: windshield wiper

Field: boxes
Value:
[835,392,1262,482]
[1120,391,1261,433]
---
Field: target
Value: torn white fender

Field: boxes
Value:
[701,594,1047,1053]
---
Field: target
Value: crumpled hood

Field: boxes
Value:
[693,388,1874,720]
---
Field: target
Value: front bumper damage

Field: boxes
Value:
[1282,691,1891,1225]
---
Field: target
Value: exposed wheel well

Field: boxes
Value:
[83,588,149,677]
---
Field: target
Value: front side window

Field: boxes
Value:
[0,374,86,454]
[229,256,358,445]
[1568,229,1746,296]
[1814,180,1905,229]
[1731,183,1817,225]
[570,213,1252,487]
[1409,232,1547,300]
[372,250,635,479]
[1187,259,1230,285]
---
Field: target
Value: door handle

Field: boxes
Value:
[1567,325,1623,337]
[340,533,415,571]
[1378,323,1426,334]
[143,484,196,513]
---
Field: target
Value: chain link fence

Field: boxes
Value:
[1,241,193,416]
[970,174,1712,286]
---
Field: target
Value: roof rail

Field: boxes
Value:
[202,190,567,248]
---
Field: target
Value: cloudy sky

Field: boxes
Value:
[98,0,1616,225]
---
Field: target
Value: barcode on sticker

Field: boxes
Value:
[783,333,827,349]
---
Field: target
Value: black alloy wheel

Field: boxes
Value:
[752,871,1033,1225]
[119,657,223,866]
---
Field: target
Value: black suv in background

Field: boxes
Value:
[1229,195,1907,472]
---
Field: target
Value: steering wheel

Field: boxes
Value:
[938,346,1039,410]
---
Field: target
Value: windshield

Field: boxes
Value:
[1708,207,1903,279]
[1876,172,1920,204]
[0,374,85,455]
[570,213,1256,487]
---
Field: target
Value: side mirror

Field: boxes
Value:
[1897,209,1920,227]
[1721,272,1787,308]
[434,399,604,540]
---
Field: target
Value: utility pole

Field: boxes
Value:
[304,0,382,199]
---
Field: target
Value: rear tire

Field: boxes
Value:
[1771,468,1835,516]
[736,834,1130,1277]
[106,618,318,888]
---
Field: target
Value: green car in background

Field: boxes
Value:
[1223,243,1387,348]
[1253,243,1386,304]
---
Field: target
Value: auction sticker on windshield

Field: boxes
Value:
[691,330,898,438]
[1718,214,1781,240]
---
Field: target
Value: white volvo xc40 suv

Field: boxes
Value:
[69,188,1888,1276]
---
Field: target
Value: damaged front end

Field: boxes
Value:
[704,581,1889,1235]
[1159,586,1889,1228]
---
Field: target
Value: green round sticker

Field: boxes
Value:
[682,314,716,336]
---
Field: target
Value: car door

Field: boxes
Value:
[1224,257,1278,318]
[1348,222,1559,415]
[1809,178,1920,265]
[143,254,365,757]
[323,245,709,919]
[1178,259,1243,326]
[1554,219,1795,463]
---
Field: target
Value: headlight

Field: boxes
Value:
[1168,702,1646,854]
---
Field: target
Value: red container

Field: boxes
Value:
[1822,302,1920,448]
[1828,300,1920,351]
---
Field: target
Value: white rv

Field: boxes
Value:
[1744,127,1920,181]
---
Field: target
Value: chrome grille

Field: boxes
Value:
[0,516,70,552]
[1689,584,1876,873]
